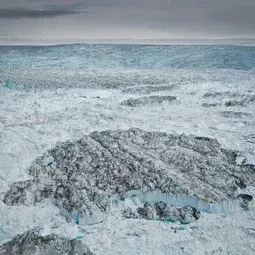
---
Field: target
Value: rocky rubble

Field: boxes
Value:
[0,230,93,255]
[225,95,255,107]
[237,194,254,210]
[3,128,255,223]
[120,96,177,107]
[202,91,255,107]
[123,202,200,224]
[220,111,252,119]
[121,84,177,94]
[203,91,246,98]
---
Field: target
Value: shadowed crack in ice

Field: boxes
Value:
[3,128,255,223]
[0,230,93,255]
[121,96,177,107]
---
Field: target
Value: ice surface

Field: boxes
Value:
[1,44,255,254]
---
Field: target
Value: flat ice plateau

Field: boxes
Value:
[0,44,255,254]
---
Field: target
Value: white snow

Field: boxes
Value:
[0,67,255,254]
[82,202,255,255]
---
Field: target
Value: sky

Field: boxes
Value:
[0,0,255,43]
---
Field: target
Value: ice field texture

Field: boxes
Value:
[0,44,255,254]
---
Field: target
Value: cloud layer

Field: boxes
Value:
[0,0,254,41]
[0,8,81,19]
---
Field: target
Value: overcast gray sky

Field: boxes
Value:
[0,0,255,42]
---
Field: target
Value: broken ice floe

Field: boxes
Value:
[3,129,254,225]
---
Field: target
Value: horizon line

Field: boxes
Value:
[1,37,255,47]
